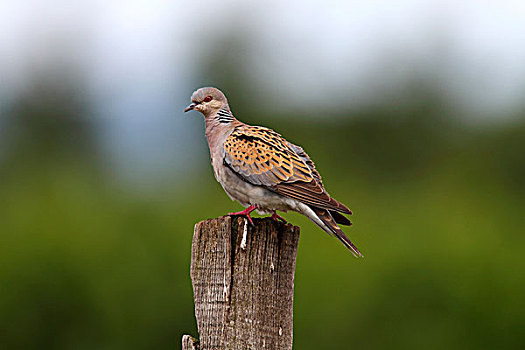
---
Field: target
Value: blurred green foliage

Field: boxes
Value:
[1,78,524,350]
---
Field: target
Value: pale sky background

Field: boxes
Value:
[1,0,525,187]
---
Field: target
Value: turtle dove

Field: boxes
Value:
[184,87,363,257]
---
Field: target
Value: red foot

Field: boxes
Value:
[271,211,287,223]
[229,204,258,225]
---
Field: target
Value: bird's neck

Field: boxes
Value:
[204,112,239,151]
[214,107,235,124]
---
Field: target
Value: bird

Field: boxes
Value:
[184,87,363,257]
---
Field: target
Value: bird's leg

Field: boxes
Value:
[271,211,287,223]
[229,204,258,225]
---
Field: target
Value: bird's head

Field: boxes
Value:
[184,87,228,117]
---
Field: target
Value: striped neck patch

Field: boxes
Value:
[216,108,234,123]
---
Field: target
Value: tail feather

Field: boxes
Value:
[330,210,352,226]
[310,207,363,258]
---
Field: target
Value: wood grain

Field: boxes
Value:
[182,216,300,350]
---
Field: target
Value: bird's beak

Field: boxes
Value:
[184,103,196,113]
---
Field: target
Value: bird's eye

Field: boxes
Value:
[203,96,212,102]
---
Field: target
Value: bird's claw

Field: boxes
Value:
[229,204,257,225]
[271,211,287,223]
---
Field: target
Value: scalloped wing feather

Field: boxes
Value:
[223,126,313,186]
[223,125,352,214]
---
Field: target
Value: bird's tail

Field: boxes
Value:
[309,207,363,258]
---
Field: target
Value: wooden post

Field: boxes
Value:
[182,216,300,350]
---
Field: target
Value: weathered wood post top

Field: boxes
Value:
[182,215,300,350]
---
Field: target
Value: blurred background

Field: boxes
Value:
[1,1,524,349]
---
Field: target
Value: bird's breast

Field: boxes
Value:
[212,154,299,214]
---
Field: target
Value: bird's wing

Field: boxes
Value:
[222,125,351,214]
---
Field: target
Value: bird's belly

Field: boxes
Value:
[215,163,297,214]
